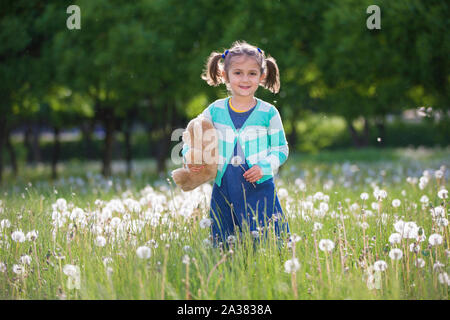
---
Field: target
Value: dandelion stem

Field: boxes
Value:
[160,245,169,300]
[312,232,323,283]
[291,241,298,300]
[185,263,190,300]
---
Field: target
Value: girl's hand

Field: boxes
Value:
[188,164,205,173]
[243,165,263,183]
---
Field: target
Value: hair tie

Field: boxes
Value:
[221,50,229,59]
[257,48,262,54]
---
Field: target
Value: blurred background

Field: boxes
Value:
[0,0,448,184]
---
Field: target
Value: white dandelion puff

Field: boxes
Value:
[11,230,25,243]
[392,199,401,208]
[182,255,190,265]
[12,264,25,275]
[199,218,212,229]
[136,246,152,259]
[389,233,402,245]
[389,248,403,260]
[19,255,32,265]
[94,235,107,247]
[318,239,335,252]
[284,258,300,273]
[313,222,323,232]
[438,272,450,285]
[428,234,443,246]
[437,189,448,199]
[360,192,369,200]
[373,260,388,272]
[415,258,425,268]
[26,230,38,241]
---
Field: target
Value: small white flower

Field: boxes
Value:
[359,222,369,230]
[392,199,401,208]
[26,230,39,241]
[389,233,402,244]
[62,264,79,278]
[199,218,212,229]
[226,235,236,244]
[182,255,190,265]
[428,233,443,246]
[409,243,420,253]
[360,192,369,200]
[431,206,445,219]
[94,235,107,247]
[278,188,288,200]
[433,261,444,272]
[415,258,425,268]
[0,219,11,229]
[12,264,25,275]
[373,260,388,272]
[251,230,260,239]
[0,262,6,273]
[318,239,335,252]
[284,258,300,273]
[313,222,323,232]
[11,230,26,243]
[438,272,449,285]
[389,248,403,260]
[437,189,448,199]
[102,257,113,267]
[136,246,152,259]
[19,255,32,265]
[435,170,444,179]
[419,195,429,204]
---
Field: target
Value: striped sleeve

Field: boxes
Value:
[256,107,289,175]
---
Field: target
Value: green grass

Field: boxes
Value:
[0,147,449,300]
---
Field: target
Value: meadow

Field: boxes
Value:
[0,147,448,300]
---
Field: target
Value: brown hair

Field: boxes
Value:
[201,40,280,93]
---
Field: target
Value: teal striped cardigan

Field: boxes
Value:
[182,97,289,187]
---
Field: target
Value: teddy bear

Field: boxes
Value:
[171,115,218,192]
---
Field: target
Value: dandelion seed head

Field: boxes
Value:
[373,260,388,272]
[284,258,300,273]
[428,233,443,246]
[389,248,403,260]
[136,246,152,259]
[318,239,335,252]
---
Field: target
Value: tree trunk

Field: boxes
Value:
[287,119,297,152]
[24,123,33,165]
[5,128,18,177]
[375,117,385,147]
[80,119,95,160]
[347,117,370,148]
[51,127,60,180]
[31,122,41,165]
[101,111,115,177]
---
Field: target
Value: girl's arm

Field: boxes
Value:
[256,107,289,176]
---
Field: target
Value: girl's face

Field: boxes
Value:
[223,55,265,99]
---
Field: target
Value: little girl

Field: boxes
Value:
[183,40,290,247]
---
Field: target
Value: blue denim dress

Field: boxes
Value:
[209,100,290,246]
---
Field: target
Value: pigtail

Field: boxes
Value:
[201,52,224,86]
[263,56,280,94]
